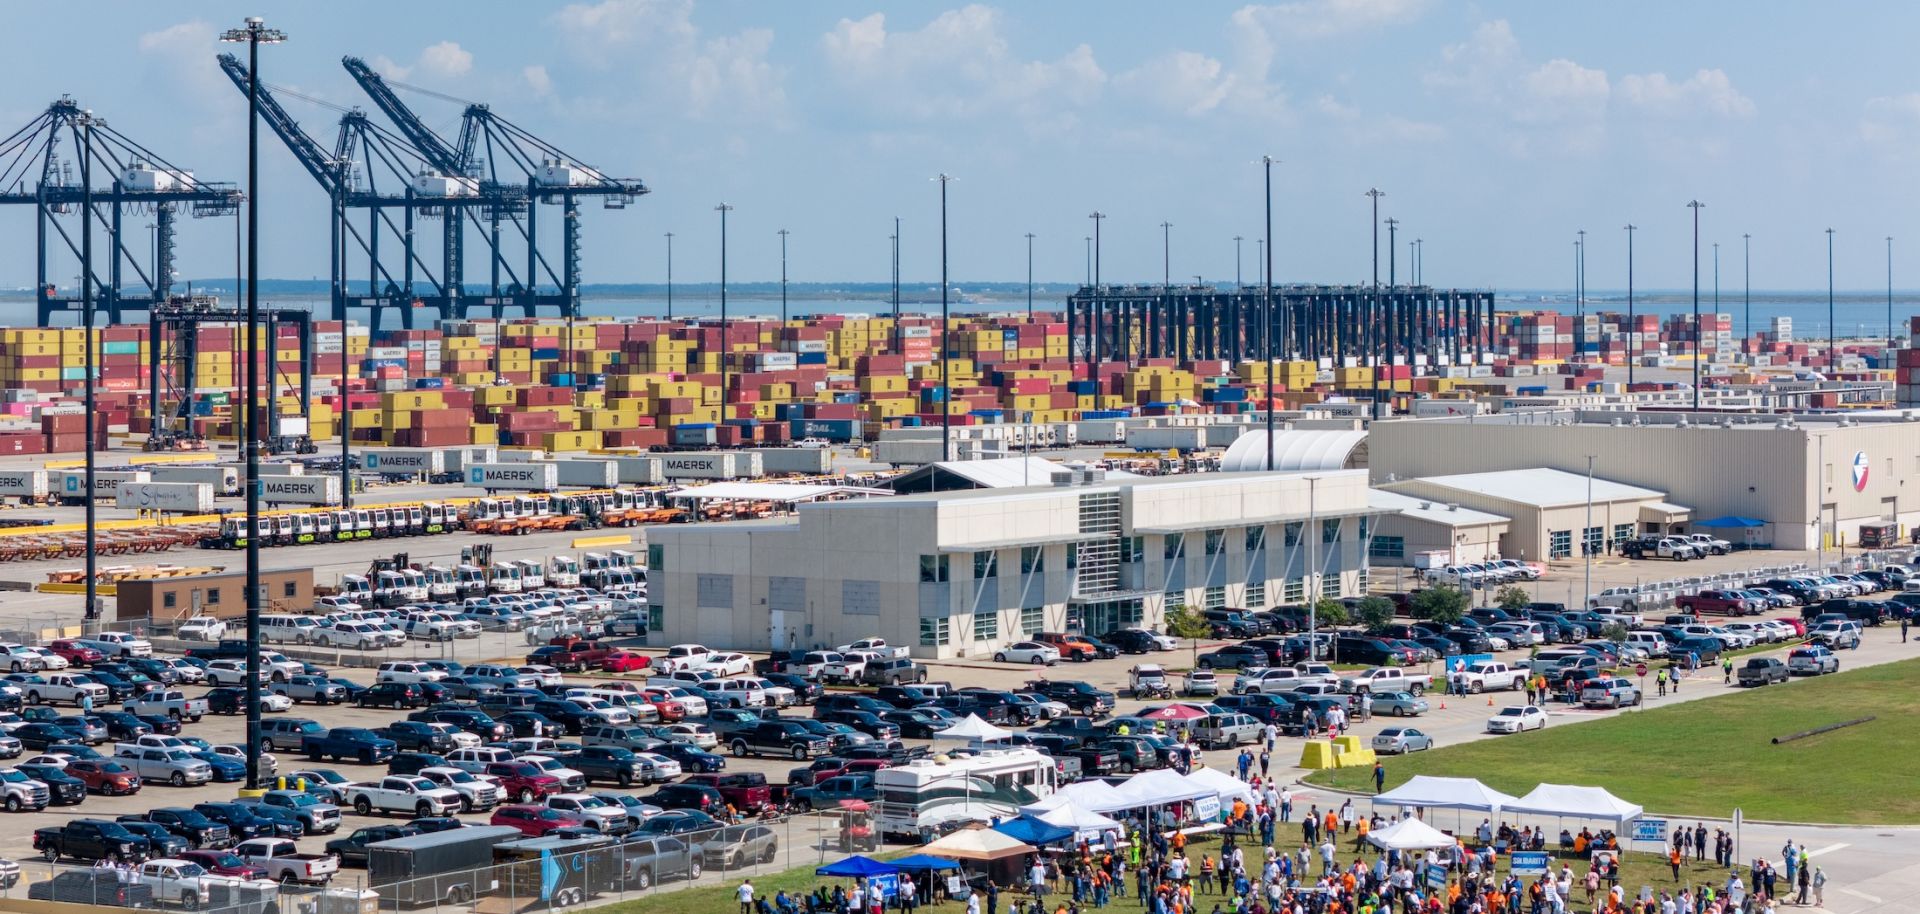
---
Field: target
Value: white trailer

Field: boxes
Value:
[466,462,559,491]
[257,462,306,476]
[546,459,617,488]
[444,446,498,472]
[115,482,215,513]
[58,469,149,501]
[750,447,831,476]
[659,451,762,480]
[0,469,48,499]
[362,448,447,475]
[261,475,343,506]
[611,456,664,486]
[149,465,241,495]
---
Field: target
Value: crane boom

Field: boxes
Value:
[340,56,468,176]
[216,53,343,193]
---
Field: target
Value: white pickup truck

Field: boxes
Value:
[234,837,339,885]
[125,689,210,722]
[1233,663,1341,695]
[820,650,884,684]
[1340,667,1431,695]
[339,775,462,818]
[21,673,109,707]
[1457,661,1525,692]
[133,859,270,907]
[833,637,909,660]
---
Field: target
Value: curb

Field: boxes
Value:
[1293,782,1920,832]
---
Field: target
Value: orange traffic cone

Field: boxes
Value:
[1439,699,1446,710]
[1487,696,1494,706]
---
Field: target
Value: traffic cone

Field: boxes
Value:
[1439,699,1446,710]
[1487,696,1494,706]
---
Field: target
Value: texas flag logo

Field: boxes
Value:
[1852,451,1870,492]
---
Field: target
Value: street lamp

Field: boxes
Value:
[937,175,953,458]
[1584,455,1596,613]
[1088,211,1105,364]
[663,232,674,320]
[715,203,733,402]
[1888,236,1896,346]
[1625,223,1636,385]
[1160,220,1172,363]
[891,218,900,351]
[1262,156,1277,469]
[1366,188,1384,419]
[1743,233,1752,351]
[1688,201,1704,410]
[777,228,789,324]
[77,110,100,636]
[1827,228,1837,373]
[1234,235,1244,287]
[220,13,287,793]
[1024,232,1035,320]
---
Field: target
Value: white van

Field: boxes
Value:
[259,615,324,645]
[1623,631,1671,658]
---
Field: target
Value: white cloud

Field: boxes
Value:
[1233,0,1431,41]
[820,7,1105,126]
[1314,94,1445,143]
[138,20,211,54]
[523,65,554,97]
[1424,19,1519,98]
[1620,69,1754,119]
[1116,51,1235,117]
[1518,59,1610,123]
[551,0,785,122]
[418,41,474,78]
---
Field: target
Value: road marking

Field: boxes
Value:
[1807,842,1850,858]
[1839,886,1883,904]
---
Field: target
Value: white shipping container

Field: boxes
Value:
[444,447,498,473]
[59,470,149,499]
[362,448,447,475]
[260,475,341,506]
[148,465,240,496]
[659,451,761,480]
[494,450,545,464]
[0,469,48,498]
[467,462,559,491]
[546,459,617,488]
[115,482,214,513]
[612,456,664,485]
[1125,426,1207,451]
[750,447,831,476]
[257,462,305,476]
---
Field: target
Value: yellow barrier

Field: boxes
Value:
[1298,741,1337,769]
[571,534,634,548]
[0,514,221,538]
[37,583,119,596]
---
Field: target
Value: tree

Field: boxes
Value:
[1410,587,1469,625]
[1355,596,1396,632]
[1601,622,1629,644]
[1495,586,1532,612]
[1311,597,1350,628]
[1165,605,1212,640]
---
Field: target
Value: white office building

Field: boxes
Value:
[645,469,1383,658]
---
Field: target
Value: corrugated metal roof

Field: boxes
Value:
[1367,489,1509,526]
[888,457,1145,492]
[1394,468,1668,509]
[666,482,893,502]
[1218,429,1367,472]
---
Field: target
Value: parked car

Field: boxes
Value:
[1786,645,1840,675]
[1737,658,1789,687]
[1370,727,1433,754]
[1486,705,1547,734]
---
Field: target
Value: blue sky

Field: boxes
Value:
[6,1,1919,293]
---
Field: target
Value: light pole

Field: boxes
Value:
[1160,220,1172,363]
[1366,188,1383,419]
[1234,235,1244,287]
[1414,238,1423,285]
[1306,475,1322,646]
[1084,235,1091,286]
[1713,242,1720,343]
[1827,228,1837,372]
[715,203,732,402]
[777,228,789,324]
[891,218,900,351]
[1584,455,1596,613]
[936,175,954,458]
[1689,201,1704,410]
[1888,236,1895,346]
[1089,211,1105,363]
[1575,229,1586,353]
[1743,233,1751,351]
[220,14,286,793]
[663,231,674,320]
[78,110,98,630]
[1025,232,1035,320]
[1386,217,1398,389]
[1263,156,1277,469]
[1625,223,1636,385]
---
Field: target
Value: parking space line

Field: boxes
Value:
[1808,842,1850,858]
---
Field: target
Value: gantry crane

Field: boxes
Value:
[0,97,239,326]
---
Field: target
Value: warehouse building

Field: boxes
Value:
[1370,410,1920,550]
[647,470,1385,658]
[1382,468,1682,563]
[1365,489,1511,567]
[115,569,316,624]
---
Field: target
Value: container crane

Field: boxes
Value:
[0,97,239,325]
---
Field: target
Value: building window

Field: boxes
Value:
[1322,519,1342,543]
[1355,568,1369,592]
[1119,537,1143,564]
[1611,523,1633,546]
[206,589,221,605]
[1369,536,1405,559]
[162,592,177,609]
[1067,543,1079,570]
[1549,530,1573,559]
[1358,517,1371,544]
[919,554,950,583]
[283,582,297,598]
[1245,582,1267,608]
[1163,534,1184,560]
[975,613,999,642]
[647,543,664,571]
[973,551,998,580]
[1020,605,1044,635]
[1283,578,1305,602]
[648,606,663,632]
[1164,588,1187,611]
[1205,530,1225,555]
[1020,546,1044,574]
[1203,586,1227,610]
[1284,523,1303,547]
[1583,527,1604,556]
[1245,526,1266,551]
[919,617,951,646]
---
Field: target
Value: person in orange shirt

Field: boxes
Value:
[1324,810,1337,835]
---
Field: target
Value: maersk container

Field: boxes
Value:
[115,482,215,513]
[659,451,762,480]
[546,459,617,488]
[58,470,149,501]
[611,456,664,485]
[467,462,559,492]
[261,475,342,506]
[256,462,306,476]
[751,447,831,475]
[149,465,241,496]
[1125,426,1208,451]
[0,469,48,499]
[362,448,447,475]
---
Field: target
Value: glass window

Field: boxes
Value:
[1119,537,1143,564]
[1284,578,1305,602]
[1020,605,1044,634]
[1163,534,1184,560]
[1611,523,1633,545]
[207,589,221,605]
[1205,530,1225,555]
[1245,526,1266,551]
[918,617,950,647]
[1020,546,1044,574]
[1245,582,1267,609]
[647,543,664,571]
[1203,586,1227,610]
[919,554,950,583]
[1066,544,1079,570]
[975,613,999,641]
[1549,530,1573,559]
[973,551,998,580]
[1369,536,1406,560]
[647,606,663,632]
[1164,588,1187,611]
[163,592,177,609]
[1322,519,1341,543]
[1284,523,1303,547]
[1583,527,1604,556]
[1358,517,1371,542]
[283,582,297,598]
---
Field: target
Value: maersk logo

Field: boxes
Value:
[468,467,484,485]
[664,458,717,470]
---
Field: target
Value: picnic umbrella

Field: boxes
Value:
[1139,704,1209,721]
[816,855,899,877]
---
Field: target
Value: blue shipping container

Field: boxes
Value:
[796,352,828,365]
[790,419,859,441]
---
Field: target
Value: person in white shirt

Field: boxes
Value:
[738,880,756,914]
[966,889,980,914]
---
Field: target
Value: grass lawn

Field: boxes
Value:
[1309,657,1920,824]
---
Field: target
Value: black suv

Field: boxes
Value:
[725,721,830,760]
[644,783,726,816]
[1023,680,1115,715]
[1805,599,1887,626]
[1099,630,1159,654]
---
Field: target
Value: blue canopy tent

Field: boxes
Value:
[891,855,963,871]
[1694,516,1766,528]
[816,856,899,877]
[991,815,1075,846]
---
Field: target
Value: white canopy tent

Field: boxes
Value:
[1022,780,1132,815]
[1184,767,1257,804]
[1111,768,1215,808]
[1366,817,1459,852]
[1372,776,1518,815]
[1034,801,1124,838]
[934,714,1014,744]
[1501,784,1644,827]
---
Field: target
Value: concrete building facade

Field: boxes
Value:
[1365,489,1511,567]
[116,569,316,624]
[1370,411,1920,551]
[647,471,1383,658]
[1382,469,1678,564]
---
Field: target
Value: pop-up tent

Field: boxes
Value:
[1184,767,1257,804]
[1033,801,1123,838]
[1366,817,1458,852]
[1111,768,1215,808]
[935,714,1014,744]
[923,824,1037,861]
[1372,776,1518,815]
[992,815,1075,846]
[1022,780,1131,815]
[817,855,899,877]
[1501,784,1644,827]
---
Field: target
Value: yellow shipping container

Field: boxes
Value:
[542,431,602,452]
[350,409,384,429]
[452,371,497,386]
[476,386,518,406]
[471,423,497,444]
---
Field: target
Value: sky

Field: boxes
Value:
[6,0,1920,294]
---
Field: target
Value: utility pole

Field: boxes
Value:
[1576,229,1586,354]
[1889,236,1896,346]
[663,231,674,320]
[79,110,97,631]
[1025,232,1035,320]
[1625,224,1636,385]
[1827,228,1837,372]
[1366,188,1383,419]
[1743,233,1752,352]
[1584,455,1596,612]
[1386,218,1398,285]
[1234,235,1244,287]
[1386,217,1398,392]
[777,228,789,324]
[1414,238,1423,285]
[1089,211,1105,364]
[1263,156,1277,470]
[715,203,732,406]
[221,14,286,793]
[937,175,953,459]
[1689,200,1704,411]
[891,217,900,352]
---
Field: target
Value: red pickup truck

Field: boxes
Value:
[1674,590,1752,617]
[682,772,774,815]
[525,641,614,672]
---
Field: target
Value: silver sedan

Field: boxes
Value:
[1370,690,1429,717]
[1371,727,1434,754]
